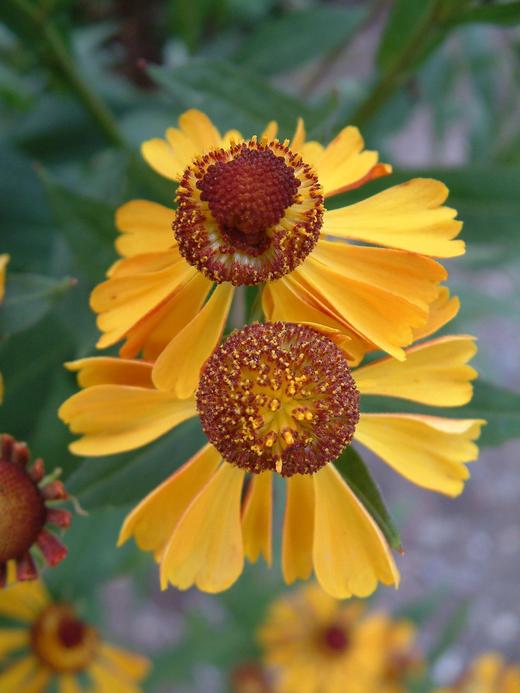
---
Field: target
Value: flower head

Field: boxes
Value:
[0,434,70,587]
[90,110,463,398]
[258,583,422,693]
[0,579,150,691]
[436,653,520,693]
[60,312,483,598]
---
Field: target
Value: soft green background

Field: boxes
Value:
[1,1,519,691]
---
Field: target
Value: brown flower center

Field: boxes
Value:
[322,624,350,653]
[174,139,323,285]
[196,322,359,476]
[0,460,46,563]
[31,604,99,673]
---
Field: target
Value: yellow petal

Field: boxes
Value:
[99,643,151,681]
[141,138,181,181]
[296,256,428,360]
[412,287,460,341]
[92,259,196,349]
[220,129,243,148]
[263,275,370,365]
[261,120,278,141]
[160,463,245,593]
[314,125,391,198]
[354,335,477,406]
[0,628,28,656]
[313,238,446,308]
[322,178,464,257]
[355,413,485,496]
[242,472,273,565]
[88,660,141,693]
[115,200,175,257]
[0,253,9,302]
[0,655,38,691]
[22,668,51,693]
[120,271,212,361]
[290,117,306,150]
[65,357,154,389]
[118,444,221,558]
[152,283,234,397]
[282,474,314,584]
[59,674,82,693]
[0,580,49,622]
[312,464,399,599]
[59,385,196,456]
[107,249,180,278]
[177,109,221,153]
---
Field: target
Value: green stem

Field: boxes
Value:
[11,0,125,148]
[248,285,265,324]
[351,0,445,128]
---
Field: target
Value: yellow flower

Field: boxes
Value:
[0,435,70,588]
[0,579,150,692]
[258,583,422,693]
[91,110,463,397]
[436,652,520,693]
[59,314,483,598]
[0,253,9,403]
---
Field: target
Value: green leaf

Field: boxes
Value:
[377,0,441,73]
[37,166,116,282]
[68,418,207,509]
[334,445,402,550]
[238,6,365,76]
[427,601,469,663]
[0,272,76,336]
[147,60,333,139]
[447,2,520,27]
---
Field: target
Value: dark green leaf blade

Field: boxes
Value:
[334,445,402,550]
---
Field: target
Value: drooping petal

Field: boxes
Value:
[322,179,464,257]
[118,444,221,559]
[160,463,245,593]
[312,464,399,599]
[59,674,82,693]
[313,126,391,198]
[0,628,28,656]
[88,660,142,693]
[65,357,154,389]
[99,643,151,681]
[242,472,273,565]
[354,336,477,406]
[152,283,234,397]
[114,200,175,257]
[295,255,429,360]
[120,271,212,360]
[59,385,197,456]
[142,109,221,181]
[0,656,39,691]
[263,275,371,365]
[92,258,197,350]
[355,413,485,496]
[0,580,49,621]
[21,668,51,693]
[282,474,315,584]
[312,238,446,308]
[412,286,460,341]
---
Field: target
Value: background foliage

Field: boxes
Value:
[1,1,519,690]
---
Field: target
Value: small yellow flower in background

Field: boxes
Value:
[59,315,483,598]
[230,661,272,693]
[436,652,520,693]
[90,109,464,400]
[0,435,70,587]
[0,253,9,403]
[0,579,150,692]
[258,583,422,693]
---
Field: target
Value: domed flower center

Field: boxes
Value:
[199,147,300,246]
[0,460,46,563]
[31,604,99,673]
[322,624,350,653]
[175,139,324,285]
[196,322,359,476]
